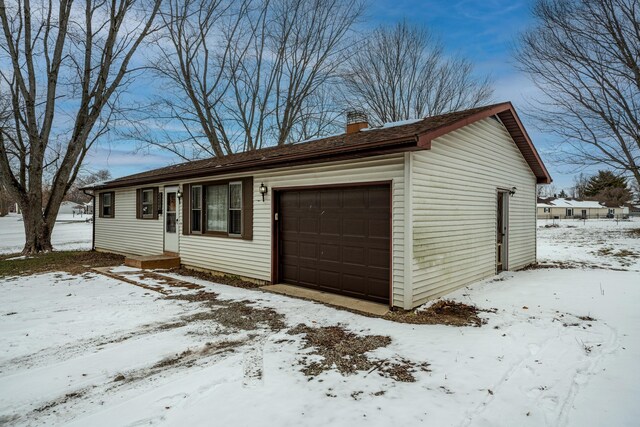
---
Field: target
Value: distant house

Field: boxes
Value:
[58,201,77,215]
[537,197,629,219]
[624,203,640,217]
[84,102,551,309]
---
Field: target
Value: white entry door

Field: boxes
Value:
[164,186,179,253]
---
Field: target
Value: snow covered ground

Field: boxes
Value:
[537,218,640,271]
[0,213,92,254]
[0,220,638,426]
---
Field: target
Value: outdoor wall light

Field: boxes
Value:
[509,187,517,196]
[176,189,182,199]
[259,183,268,201]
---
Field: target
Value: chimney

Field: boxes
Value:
[346,110,368,134]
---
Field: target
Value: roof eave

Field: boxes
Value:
[87,137,421,190]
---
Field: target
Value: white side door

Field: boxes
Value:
[164,186,179,253]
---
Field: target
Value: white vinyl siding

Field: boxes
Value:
[95,188,164,255]
[179,154,406,307]
[410,117,537,305]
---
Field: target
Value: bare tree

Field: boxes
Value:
[140,0,363,160]
[341,21,493,125]
[516,0,640,189]
[537,183,558,198]
[0,0,161,254]
[66,169,112,203]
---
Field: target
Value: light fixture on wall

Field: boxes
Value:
[259,183,268,202]
[176,189,182,199]
[509,187,517,196]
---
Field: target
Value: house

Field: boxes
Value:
[625,203,640,217]
[84,200,94,215]
[84,102,551,310]
[537,197,629,219]
[58,201,78,215]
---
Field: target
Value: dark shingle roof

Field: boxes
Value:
[89,102,551,189]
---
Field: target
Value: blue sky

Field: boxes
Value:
[84,0,577,190]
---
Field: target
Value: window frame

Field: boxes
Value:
[141,188,155,219]
[184,177,253,240]
[190,185,203,234]
[99,191,115,218]
[136,187,159,220]
[566,208,573,217]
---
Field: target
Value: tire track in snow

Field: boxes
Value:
[555,321,620,427]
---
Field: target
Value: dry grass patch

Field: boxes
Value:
[628,228,640,238]
[169,267,261,289]
[288,324,430,382]
[167,292,286,332]
[0,251,123,277]
[385,300,496,327]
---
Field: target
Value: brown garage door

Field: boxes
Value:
[277,184,390,304]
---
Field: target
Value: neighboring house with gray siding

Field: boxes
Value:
[84,102,551,310]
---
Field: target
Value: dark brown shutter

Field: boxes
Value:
[182,183,190,235]
[98,193,104,218]
[153,187,159,220]
[242,177,253,240]
[111,192,115,218]
[136,189,142,219]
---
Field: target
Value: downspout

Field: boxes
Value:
[83,189,96,251]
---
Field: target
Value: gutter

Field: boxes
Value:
[84,137,420,191]
[82,189,96,251]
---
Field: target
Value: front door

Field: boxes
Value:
[164,186,179,253]
[497,191,508,272]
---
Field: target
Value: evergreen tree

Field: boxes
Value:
[584,170,628,197]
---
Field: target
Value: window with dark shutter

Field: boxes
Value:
[99,192,115,218]
[186,178,253,239]
[136,187,159,220]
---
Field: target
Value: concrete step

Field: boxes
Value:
[124,254,180,270]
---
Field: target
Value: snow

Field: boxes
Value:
[537,218,640,271]
[545,198,605,209]
[0,220,639,426]
[363,118,423,131]
[0,213,92,254]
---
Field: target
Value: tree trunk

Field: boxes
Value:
[20,202,54,254]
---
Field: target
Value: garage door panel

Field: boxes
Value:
[320,217,341,235]
[369,219,390,238]
[320,190,341,208]
[278,184,390,304]
[299,191,318,208]
[343,218,366,237]
[320,243,340,262]
[342,189,366,208]
[298,241,317,259]
[369,248,390,267]
[298,266,318,285]
[342,246,365,265]
[369,187,390,208]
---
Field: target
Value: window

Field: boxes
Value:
[100,192,114,218]
[229,182,242,235]
[141,189,154,218]
[206,184,228,232]
[191,186,202,233]
[566,208,573,217]
[608,208,615,215]
[543,207,550,213]
[186,178,252,239]
[136,188,158,220]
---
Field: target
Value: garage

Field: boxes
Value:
[276,184,391,304]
